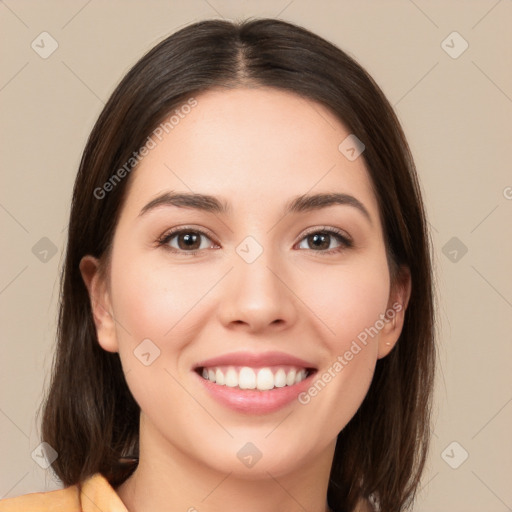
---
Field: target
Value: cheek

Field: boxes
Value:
[107,254,218,425]
[288,254,390,432]
[296,262,389,435]
[306,256,391,352]
[109,253,223,348]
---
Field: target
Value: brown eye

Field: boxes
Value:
[175,232,202,250]
[159,229,216,253]
[297,229,352,253]
[306,233,331,250]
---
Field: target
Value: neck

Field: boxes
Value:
[116,414,335,512]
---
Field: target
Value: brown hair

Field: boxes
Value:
[41,18,435,512]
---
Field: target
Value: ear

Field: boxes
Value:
[79,255,119,353]
[377,265,411,359]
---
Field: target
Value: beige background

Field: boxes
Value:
[1,0,511,510]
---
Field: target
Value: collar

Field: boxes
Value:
[80,473,128,512]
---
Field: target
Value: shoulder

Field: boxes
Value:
[0,473,127,512]
[0,483,80,512]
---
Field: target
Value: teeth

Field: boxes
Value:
[286,369,296,386]
[274,368,286,388]
[225,367,238,387]
[239,367,256,390]
[199,366,309,391]
[256,368,274,390]
[215,368,225,385]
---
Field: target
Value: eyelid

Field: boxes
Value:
[298,225,353,244]
[157,225,353,255]
[157,225,219,250]
[294,226,353,254]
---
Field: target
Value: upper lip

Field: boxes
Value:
[194,351,317,370]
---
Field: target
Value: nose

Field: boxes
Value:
[217,247,298,334]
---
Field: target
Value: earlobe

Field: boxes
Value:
[377,266,412,359]
[79,255,119,353]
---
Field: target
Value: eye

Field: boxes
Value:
[296,227,352,254]
[157,227,218,254]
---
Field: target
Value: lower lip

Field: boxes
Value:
[194,370,316,414]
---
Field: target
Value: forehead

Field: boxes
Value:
[123,87,379,221]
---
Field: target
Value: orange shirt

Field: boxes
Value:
[0,473,127,512]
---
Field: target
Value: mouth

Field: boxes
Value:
[191,351,318,413]
[194,365,316,391]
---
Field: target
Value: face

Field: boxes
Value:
[81,87,409,479]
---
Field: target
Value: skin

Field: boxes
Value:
[80,87,411,512]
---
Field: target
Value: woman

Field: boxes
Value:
[0,17,435,512]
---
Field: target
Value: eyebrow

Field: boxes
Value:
[286,192,372,224]
[139,192,230,216]
[139,191,372,224]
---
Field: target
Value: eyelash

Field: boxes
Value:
[156,226,353,256]
[298,226,353,255]
[157,226,219,256]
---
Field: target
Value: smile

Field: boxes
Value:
[192,351,318,414]
[197,365,311,391]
